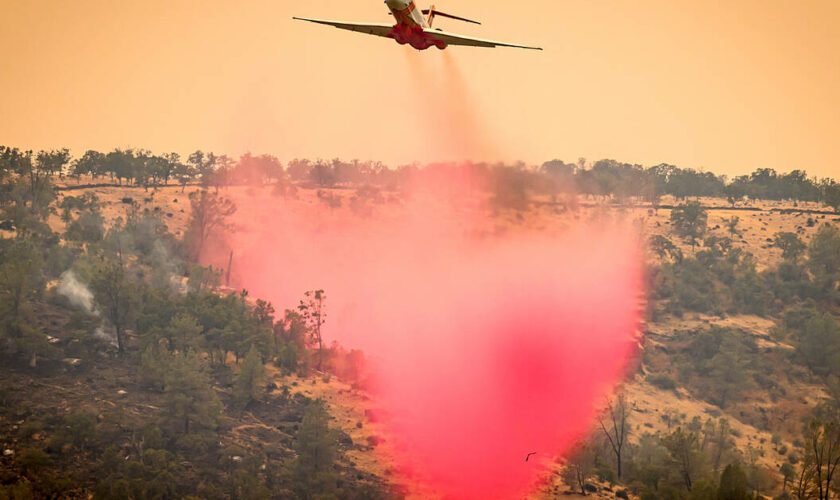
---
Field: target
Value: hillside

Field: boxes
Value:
[1,154,839,499]
[59,184,840,496]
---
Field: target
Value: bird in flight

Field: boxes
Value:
[294,0,542,51]
[525,452,537,462]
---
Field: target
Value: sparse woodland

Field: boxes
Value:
[0,145,839,499]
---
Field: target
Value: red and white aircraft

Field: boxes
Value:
[294,0,542,51]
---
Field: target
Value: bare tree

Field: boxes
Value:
[663,426,701,491]
[563,440,596,495]
[708,418,732,473]
[807,419,840,500]
[795,453,817,500]
[598,393,633,480]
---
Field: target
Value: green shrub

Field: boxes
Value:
[647,373,678,391]
[0,481,34,500]
[17,447,51,476]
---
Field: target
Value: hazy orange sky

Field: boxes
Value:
[1,0,839,177]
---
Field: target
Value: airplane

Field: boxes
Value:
[293,0,542,51]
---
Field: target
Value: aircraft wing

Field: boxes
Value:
[292,17,394,38]
[424,28,542,50]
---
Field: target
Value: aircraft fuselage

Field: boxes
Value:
[384,0,447,50]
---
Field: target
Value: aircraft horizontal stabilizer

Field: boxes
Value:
[421,8,480,26]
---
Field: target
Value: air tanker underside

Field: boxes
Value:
[293,0,542,51]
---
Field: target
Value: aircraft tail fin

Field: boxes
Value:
[421,6,481,27]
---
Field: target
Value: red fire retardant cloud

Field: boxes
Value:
[206,187,644,499]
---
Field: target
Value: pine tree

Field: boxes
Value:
[290,400,338,499]
[234,345,265,408]
[718,463,749,500]
[167,313,202,356]
[298,290,327,371]
[162,352,221,436]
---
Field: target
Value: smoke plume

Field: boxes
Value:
[57,270,97,315]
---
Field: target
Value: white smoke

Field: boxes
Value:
[149,240,189,294]
[93,326,118,346]
[57,270,119,347]
[57,270,98,315]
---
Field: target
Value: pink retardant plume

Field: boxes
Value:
[203,185,644,499]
